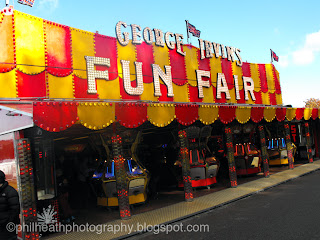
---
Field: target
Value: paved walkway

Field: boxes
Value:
[46,160,320,240]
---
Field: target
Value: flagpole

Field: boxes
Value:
[185,20,190,44]
[270,49,273,64]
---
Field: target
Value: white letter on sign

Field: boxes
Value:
[216,73,231,99]
[196,70,210,98]
[85,56,110,94]
[243,77,256,101]
[152,64,174,97]
[121,60,144,95]
[116,21,129,46]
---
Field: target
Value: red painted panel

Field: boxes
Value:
[17,71,46,98]
[33,101,78,132]
[175,104,198,125]
[136,42,154,83]
[73,75,98,99]
[115,102,147,128]
[94,35,118,81]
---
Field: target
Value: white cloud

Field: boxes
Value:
[292,30,320,65]
[278,55,289,68]
[38,0,59,11]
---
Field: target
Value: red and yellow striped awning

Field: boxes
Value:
[31,101,319,132]
[0,11,282,105]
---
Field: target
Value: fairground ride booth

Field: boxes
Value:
[0,8,320,240]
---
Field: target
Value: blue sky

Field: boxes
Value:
[12,0,320,107]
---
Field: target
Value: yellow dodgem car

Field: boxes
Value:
[94,132,149,207]
[267,138,297,166]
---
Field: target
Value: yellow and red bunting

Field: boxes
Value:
[115,102,147,128]
[78,102,115,130]
[286,108,296,121]
[147,103,175,127]
[295,108,304,120]
[0,15,15,73]
[276,108,286,121]
[219,106,236,124]
[33,101,78,132]
[251,107,264,123]
[175,104,198,126]
[199,105,219,125]
[312,109,318,120]
[45,21,72,77]
[236,107,251,124]
[31,100,320,132]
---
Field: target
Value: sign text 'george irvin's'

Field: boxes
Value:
[84,21,254,101]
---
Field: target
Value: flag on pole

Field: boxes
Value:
[186,21,201,38]
[270,49,279,62]
[18,0,35,7]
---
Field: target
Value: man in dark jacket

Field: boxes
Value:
[0,170,20,240]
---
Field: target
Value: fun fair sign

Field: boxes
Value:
[0,11,282,105]
[86,21,251,101]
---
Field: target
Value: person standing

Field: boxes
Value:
[0,170,20,240]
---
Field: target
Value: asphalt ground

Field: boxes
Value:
[129,169,320,240]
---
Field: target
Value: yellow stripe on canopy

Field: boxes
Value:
[147,104,175,127]
[78,102,115,130]
[141,82,158,102]
[286,108,296,121]
[250,63,261,92]
[48,73,74,99]
[264,107,276,122]
[184,45,199,87]
[153,42,170,72]
[265,64,275,94]
[71,28,94,79]
[276,93,283,105]
[236,107,251,124]
[261,92,270,105]
[96,77,120,100]
[117,40,136,80]
[173,83,189,103]
[15,11,45,74]
[202,86,214,104]
[199,105,219,125]
[0,69,16,98]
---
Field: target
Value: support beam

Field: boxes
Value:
[304,122,313,163]
[224,126,237,187]
[111,134,131,219]
[258,125,270,176]
[284,123,294,169]
[178,130,193,202]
